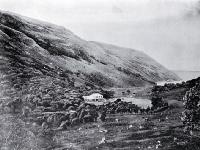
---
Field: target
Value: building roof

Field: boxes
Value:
[83,93,103,99]
[90,93,103,96]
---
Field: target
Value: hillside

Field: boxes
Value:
[0,11,180,94]
[151,76,200,102]
[173,70,200,81]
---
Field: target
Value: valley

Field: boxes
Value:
[0,10,200,150]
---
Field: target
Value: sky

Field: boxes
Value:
[1,0,200,71]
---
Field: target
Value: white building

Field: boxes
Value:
[83,93,104,103]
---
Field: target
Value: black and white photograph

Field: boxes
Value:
[0,0,200,149]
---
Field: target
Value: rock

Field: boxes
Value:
[59,120,70,129]
[99,137,106,144]
[128,124,133,128]
[42,122,48,129]
[71,118,79,126]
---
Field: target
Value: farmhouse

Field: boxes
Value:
[83,93,105,102]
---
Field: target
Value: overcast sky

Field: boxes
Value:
[1,0,200,71]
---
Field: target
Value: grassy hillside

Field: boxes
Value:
[0,11,180,90]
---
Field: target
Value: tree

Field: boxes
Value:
[151,96,164,109]
[102,90,115,99]
[182,83,200,129]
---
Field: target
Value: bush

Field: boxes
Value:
[102,90,115,99]
[182,83,200,129]
[151,96,166,110]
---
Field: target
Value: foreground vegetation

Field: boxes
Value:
[2,107,200,150]
[151,77,200,136]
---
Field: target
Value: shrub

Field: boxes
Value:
[182,83,200,129]
[151,96,166,110]
[102,90,115,99]
[127,90,131,95]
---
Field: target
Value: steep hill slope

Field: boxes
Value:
[0,11,180,93]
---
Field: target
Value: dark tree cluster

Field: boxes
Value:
[99,99,141,114]
[101,90,115,99]
[151,96,168,110]
[182,83,200,130]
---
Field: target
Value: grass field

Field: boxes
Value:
[1,108,200,150]
[53,108,200,150]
